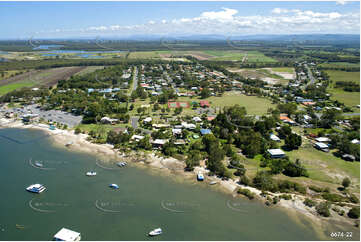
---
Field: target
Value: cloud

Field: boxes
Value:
[37,7,360,37]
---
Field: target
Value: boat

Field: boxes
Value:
[53,228,81,241]
[65,141,73,147]
[86,171,97,176]
[209,181,217,185]
[109,184,119,189]
[148,228,162,236]
[34,161,43,168]
[117,162,127,167]
[26,184,46,193]
[197,172,204,181]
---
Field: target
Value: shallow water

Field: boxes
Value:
[0,128,357,241]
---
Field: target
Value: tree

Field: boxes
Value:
[185,150,202,171]
[200,88,211,99]
[347,207,360,219]
[285,133,302,150]
[316,202,331,217]
[342,177,351,189]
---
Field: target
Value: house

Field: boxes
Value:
[342,154,356,161]
[182,122,196,130]
[152,139,167,148]
[279,115,296,125]
[200,100,210,107]
[174,139,186,145]
[351,139,360,144]
[315,137,330,143]
[131,135,144,141]
[152,123,170,129]
[192,117,202,122]
[270,134,281,142]
[200,129,212,135]
[207,116,216,121]
[143,117,152,123]
[22,113,39,122]
[100,117,118,124]
[113,127,127,134]
[172,128,182,136]
[267,149,285,158]
[314,142,329,152]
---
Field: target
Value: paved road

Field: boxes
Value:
[305,64,316,86]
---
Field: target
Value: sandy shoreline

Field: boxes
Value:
[0,119,358,237]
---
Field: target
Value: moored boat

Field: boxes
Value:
[197,172,204,181]
[86,171,97,176]
[148,228,162,236]
[26,184,46,193]
[117,162,127,167]
[209,181,217,185]
[53,228,81,241]
[34,161,43,168]
[109,184,119,189]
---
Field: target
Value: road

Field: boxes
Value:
[344,113,360,116]
[130,66,138,95]
[305,64,316,86]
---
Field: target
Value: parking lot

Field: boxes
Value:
[0,104,83,128]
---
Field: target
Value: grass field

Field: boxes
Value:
[270,67,295,73]
[326,70,360,107]
[287,146,360,190]
[128,51,171,59]
[326,70,360,83]
[200,50,277,63]
[319,62,360,69]
[74,66,104,76]
[0,82,34,95]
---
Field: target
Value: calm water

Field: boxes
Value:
[0,128,357,241]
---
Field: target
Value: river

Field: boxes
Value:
[0,128,357,241]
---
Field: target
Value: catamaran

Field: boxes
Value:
[148,228,162,236]
[86,171,97,176]
[26,184,46,193]
[117,162,127,167]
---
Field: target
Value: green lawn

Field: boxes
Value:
[319,62,360,69]
[326,70,360,83]
[326,70,360,107]
[0,82,34,96]
[287,146,360,185]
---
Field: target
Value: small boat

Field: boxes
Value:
[209,181,217,185]
[34,161,43,168]
[197,172,204,181]
[117,162,127,167]
[86,171,97,176]
[109,184,119,189]
[148,228,162,236]
[53,228,81,241]
[65,141,73,147]
[26,184,46,193]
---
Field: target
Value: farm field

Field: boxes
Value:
[270,67,295,73]
[326,70,360,107]
[74,66,104,76]
[0,66,86,96]
[128,51,171,59]
[319,62,360,68]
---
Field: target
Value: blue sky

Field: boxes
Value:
[0,1,359,39]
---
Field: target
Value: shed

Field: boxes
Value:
[314,142,329,152]
[267,149,285,158]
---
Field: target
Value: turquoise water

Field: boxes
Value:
[0,128,357,241]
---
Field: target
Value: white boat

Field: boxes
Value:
[86,171,97,176]
[34,161,43,168]
[148,228,162,236]
[197,172,204,181]
[209,181,217,185]
[117,162,127,167]
[109,184,119,189]
[53,228,81,241]
[26,184,46,193]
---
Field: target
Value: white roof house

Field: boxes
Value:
[315,142,329,150]
[192,117,202,122]
[143,117,152,123]
[53,228,81,241]
[131,135,145,141]
[351,139,360,144]
[270,134,280,142]
[267,149,285,158]
[182,122,196,130]
[315,137,330,143]
[172,128,182,135]
[152,139,167,145]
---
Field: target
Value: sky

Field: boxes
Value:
[0,1,360,39]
